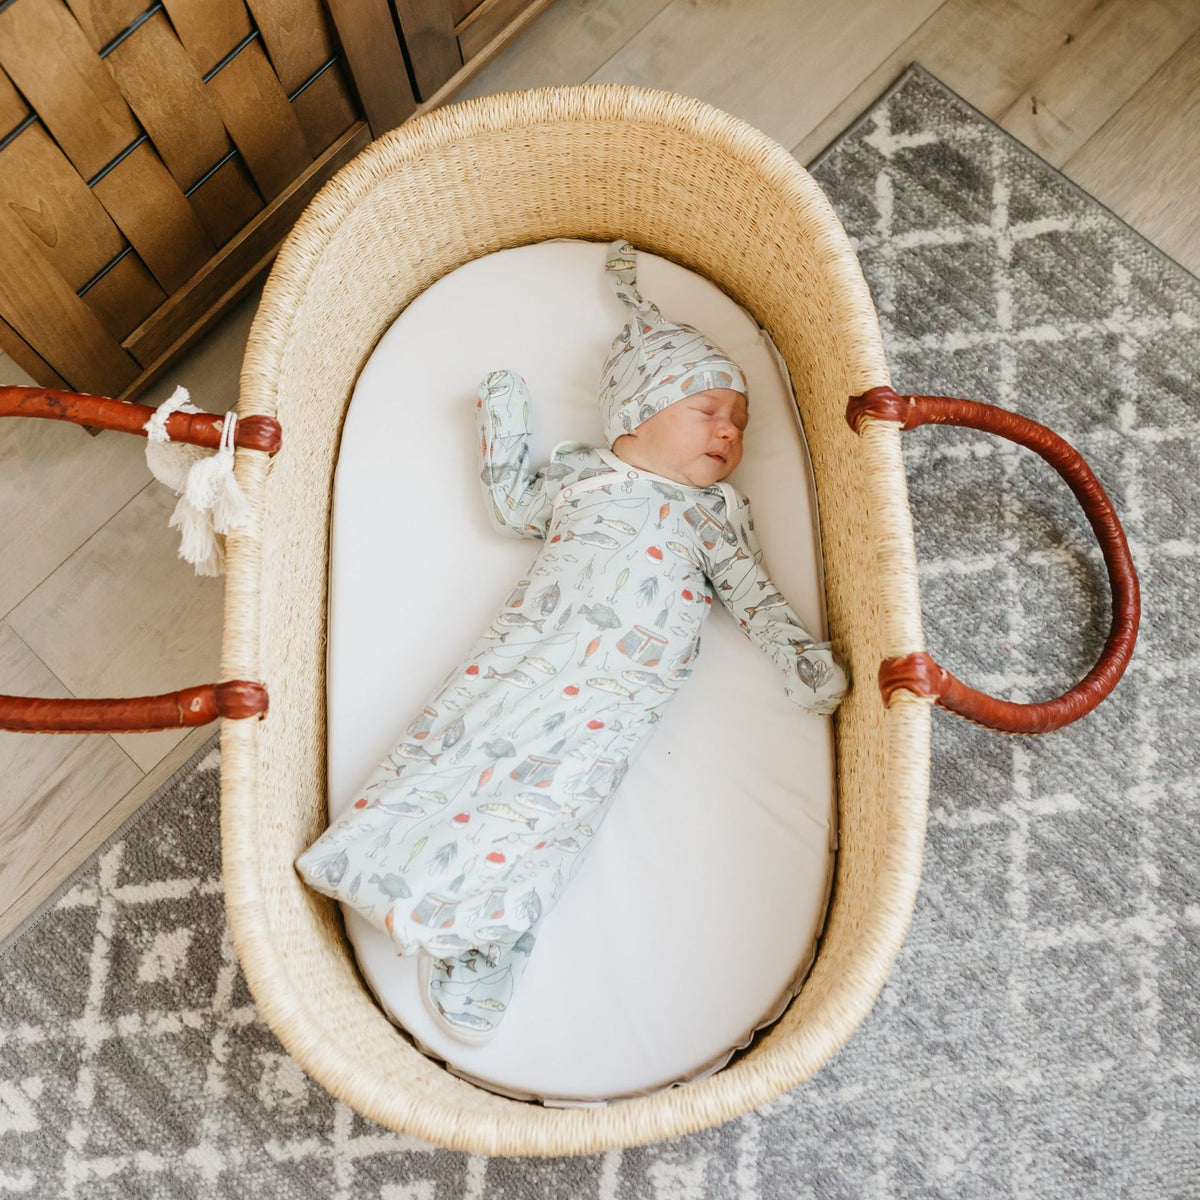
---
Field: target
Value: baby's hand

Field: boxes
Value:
[477,370,532,431]
[783,644,849,716]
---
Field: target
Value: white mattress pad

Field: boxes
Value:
[326,239,837,1102]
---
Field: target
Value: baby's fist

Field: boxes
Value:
[785,644,849,716]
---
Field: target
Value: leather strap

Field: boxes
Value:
[848,385,1140,734]
[0,681,268,733]
[0,385,282,454]
[3,385,273,733]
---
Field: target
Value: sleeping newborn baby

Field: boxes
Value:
[296,238,849,1043]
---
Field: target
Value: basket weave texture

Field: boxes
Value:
[221,83,931,1156]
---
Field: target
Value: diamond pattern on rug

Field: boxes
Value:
[2,65,1197,1199]
[807,65,1199,1200]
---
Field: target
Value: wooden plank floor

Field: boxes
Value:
[3,0,1197,941]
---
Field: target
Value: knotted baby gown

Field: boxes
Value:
[296,368,848,987]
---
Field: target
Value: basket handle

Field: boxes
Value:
[1,385,279,733]
[846,385,1139,734]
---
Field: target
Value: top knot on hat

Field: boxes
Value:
[597,239,747,447]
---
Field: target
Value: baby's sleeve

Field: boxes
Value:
[475,369,560,539]
[702,489,849,716]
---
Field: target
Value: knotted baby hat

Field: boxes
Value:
[597,238,747,447]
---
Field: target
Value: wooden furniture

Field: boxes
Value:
[0,0,557,400]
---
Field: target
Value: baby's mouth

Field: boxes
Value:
[706,452,726,463]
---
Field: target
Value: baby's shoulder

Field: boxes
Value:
[709,481,751,521]
[548,442,616,481]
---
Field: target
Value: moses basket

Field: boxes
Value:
[220,82,930,1156]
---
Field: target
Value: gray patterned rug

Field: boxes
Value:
[3,66,1197,1198]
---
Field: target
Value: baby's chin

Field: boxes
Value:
[610,440,733,487]
[660,456,734,487]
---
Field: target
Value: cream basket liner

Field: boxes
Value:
[221,83,931,1157]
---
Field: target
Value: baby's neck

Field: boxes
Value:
[607,437,676,481]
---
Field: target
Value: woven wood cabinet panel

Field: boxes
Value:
[0,0,554,400]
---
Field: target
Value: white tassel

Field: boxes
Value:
[169,495,225,576]
[143,387,247,576]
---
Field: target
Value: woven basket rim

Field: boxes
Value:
[240,83,873,415]
[223,82,931,1155]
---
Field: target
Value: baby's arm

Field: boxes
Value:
[703,490,848,716]
[476,369,559,538]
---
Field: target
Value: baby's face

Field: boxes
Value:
[612,389,748,488]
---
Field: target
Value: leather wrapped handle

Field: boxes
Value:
[847,385,1140,734]
[0,385,282,453]
[0,682,269,733]
[2,385,273,733]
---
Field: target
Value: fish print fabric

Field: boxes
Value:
[296,369,848,1003]
[598,238,748,446]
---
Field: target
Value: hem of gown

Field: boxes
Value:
[351,905,823,1107]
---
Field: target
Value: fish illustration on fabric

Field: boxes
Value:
[594,516,636,536]
[621,669,671,693]
[437,1010,494,1034]
[466,995,507,1012]
[484,665,538,688]
[495,612,545,632]
[426,933,476,956]
[472,924,524,951]
[745,592,788,619]
[407,788,449,806]
[390,744,441,766]
[368,872,412,899]
[514,792,579,818]
[651,482,684,502]
[562,530,620,549]
[479,803,538,830]
[586,677,637,700]
[581,602,621,629]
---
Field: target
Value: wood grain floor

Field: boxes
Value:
[2,0,1197,941]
